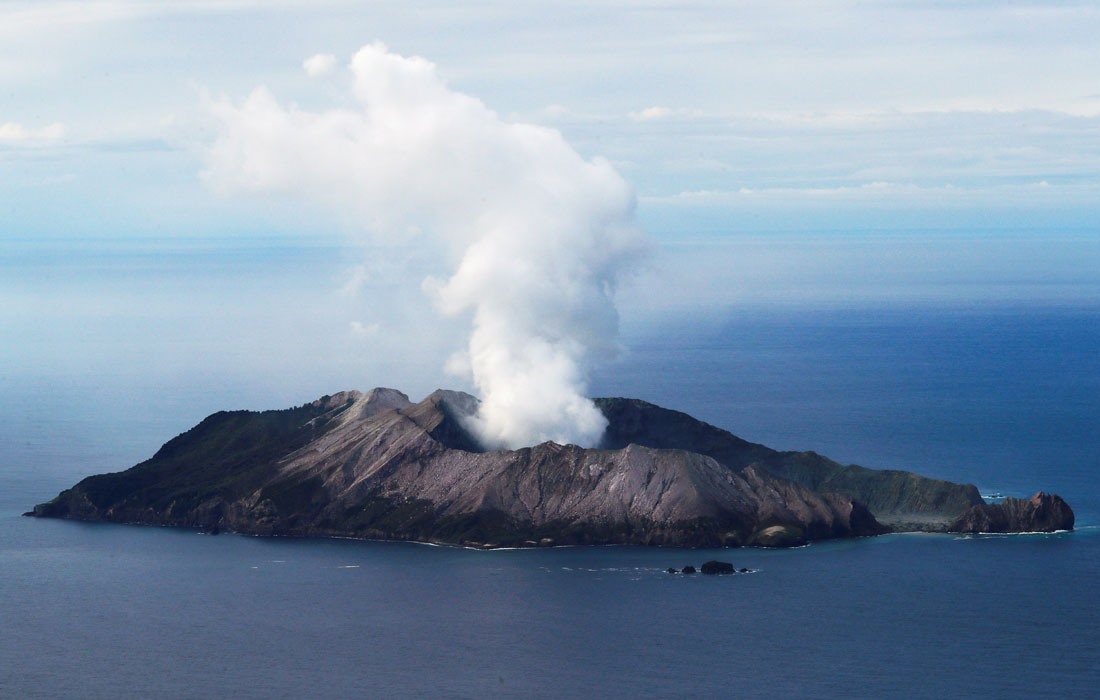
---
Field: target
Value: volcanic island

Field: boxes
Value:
[28,388,1074,548]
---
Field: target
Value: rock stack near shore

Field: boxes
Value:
[950,492,1074,533]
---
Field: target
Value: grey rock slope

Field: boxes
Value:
[596,398,985,529]
[30,388,1072,547]
[949,492,1074,533]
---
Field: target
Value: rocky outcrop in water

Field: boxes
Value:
[29,388,1072,547]
[700,560,735,574]
[949,492,1075,533]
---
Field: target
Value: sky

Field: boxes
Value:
[3,0,1099,240]
[2,0,1099,418]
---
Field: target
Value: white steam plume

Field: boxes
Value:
[202,42,649,449]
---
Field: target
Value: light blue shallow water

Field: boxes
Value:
[2,294,1098,698]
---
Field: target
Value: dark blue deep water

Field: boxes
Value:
[3,303,1098,699]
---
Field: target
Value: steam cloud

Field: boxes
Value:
[202,42,648,449]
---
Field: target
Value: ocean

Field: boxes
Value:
[2,238,1098,698]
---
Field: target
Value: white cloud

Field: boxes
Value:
[646,179,1095,209]
[4,1,1098,262]
[529,104,574,123]
[629,106,673,121]
[657,182,913,203]
[303,53,337,78]
[0,122,65,145]
[338,263,370,297]
[349,320,380,339]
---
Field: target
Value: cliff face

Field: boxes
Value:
[595,397,983,528]
[29,389,1071,547]
[949,492,1075,533]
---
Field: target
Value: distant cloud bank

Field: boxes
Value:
[0,122,64,145]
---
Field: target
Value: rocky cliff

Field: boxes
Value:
[29,389,1073,547]
[594,398,986,529]
[950,492,1075,533]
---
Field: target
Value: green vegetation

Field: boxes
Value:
[596,396,982,523]
[760,452,983,522]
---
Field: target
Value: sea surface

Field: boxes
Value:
[2,239,1098,698]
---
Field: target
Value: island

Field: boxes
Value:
[28,388,1074,547]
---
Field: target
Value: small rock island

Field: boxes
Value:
[28,389,1074,547]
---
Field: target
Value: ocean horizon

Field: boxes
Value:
[7,5,1100,696]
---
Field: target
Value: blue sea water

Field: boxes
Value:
[2,240,1098,698]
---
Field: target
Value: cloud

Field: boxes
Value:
[338,263,370,297]
[0,121,65,145]
[203,42,650,449]
[657,179,1086,201]
[303,53,337,78]
[629,106,673,121]
[349,320,380,339]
